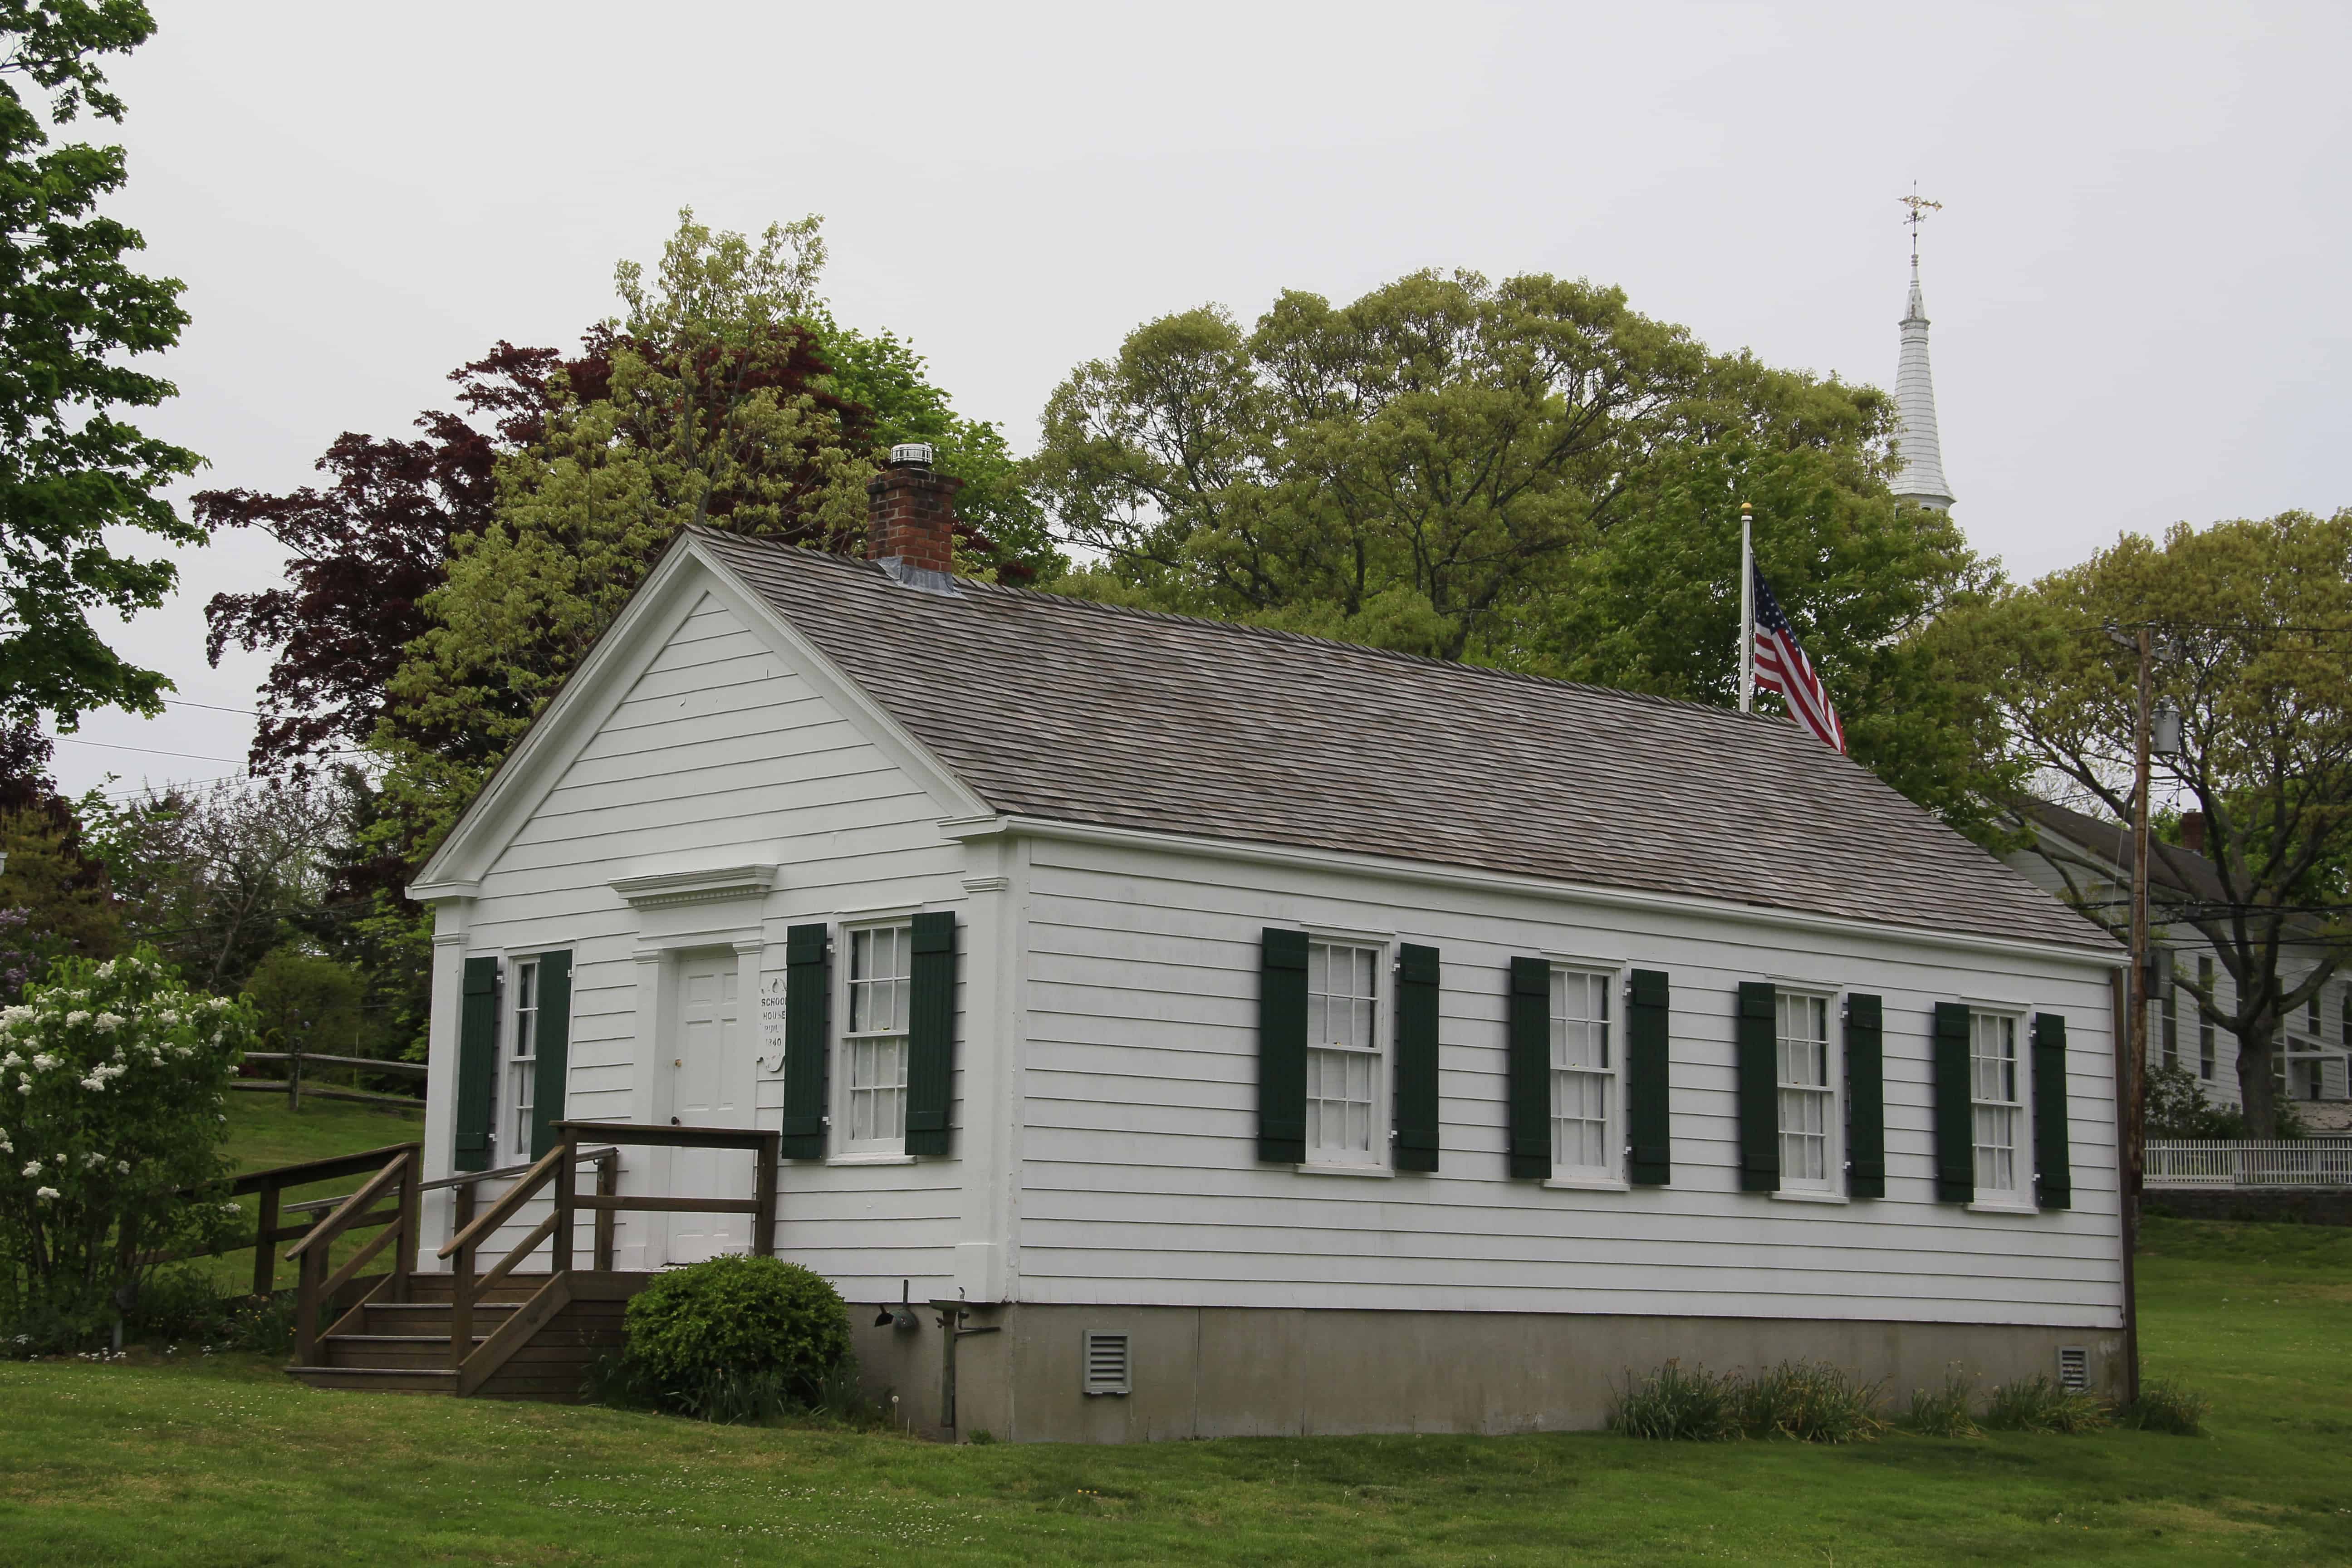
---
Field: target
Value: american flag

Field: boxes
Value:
[1751,564,1846,753]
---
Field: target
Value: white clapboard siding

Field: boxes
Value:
[1015,836,2125,1328]
[438,591,965,1296]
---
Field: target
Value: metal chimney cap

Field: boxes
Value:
[888,442,934,466]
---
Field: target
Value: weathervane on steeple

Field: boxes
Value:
[1889,184,1954,511]
[1898,185,1942,267]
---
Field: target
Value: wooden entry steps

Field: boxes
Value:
[237,1124,780,1404]
[289,1270,652,1400]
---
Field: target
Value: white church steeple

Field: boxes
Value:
[1891,191,1954,512]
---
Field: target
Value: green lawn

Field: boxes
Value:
[1,1106,2343,1565]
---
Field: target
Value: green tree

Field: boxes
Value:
[77,779,341,993]
[371,213,875,868]
[1034,270,2003,828]
[0,2,203,727]
[241,945,364,1062]
[1035,273,1706,661]
[1938,510,2352,1134]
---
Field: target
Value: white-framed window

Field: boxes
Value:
[1776,991,1837,1191]
[507,957,539,1159]
[1305,940,1382,1166]
[1970,1010,2030,1205]
[840,924,911,1152]
[1549,967,1617,1179]
[2197,957,2217,1081]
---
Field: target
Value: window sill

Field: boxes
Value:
[1966,1199,2039,1216]
[1543,1175,1630,1193]
[827,1152,918,1167]
[1294,1162,1394,1179]
[1769,1188,1848,1206]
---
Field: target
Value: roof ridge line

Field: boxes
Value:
[692,529,1788,732]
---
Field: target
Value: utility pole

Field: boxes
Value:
[2122,626,2155,1404]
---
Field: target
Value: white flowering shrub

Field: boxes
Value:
[0,946,258,1348]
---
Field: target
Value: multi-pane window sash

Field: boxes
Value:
[843,926,911,1151]
[1305,941,1380,1163]
[1549,970,1614,1177]
[508,959,538,1159]
[1776,993,1833,1188]
[1970,1012,2026,1200]
[2198,957,2217,1081]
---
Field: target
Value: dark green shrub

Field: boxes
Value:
[1608,1361,1744,1441]
[1984,1372,2111,1433]
[1903,1366,1982,1438]
[621,1255,853,1421]
[1741,1359,1886,1443]
[119,1268,292,1353]
[2121,1377,2209,1436]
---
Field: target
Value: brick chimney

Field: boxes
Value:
[867,442,960,579]
[2179,810,2207,858]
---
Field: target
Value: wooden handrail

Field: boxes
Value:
[417,1145,616,1196]
[552,1119,777,1152]
[227,1142,421,1197]
[285,1150,412,1262]
[291,1145,421,1367]
[438,1142,567,1259]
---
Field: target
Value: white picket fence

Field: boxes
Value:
[2145,1138,2352,1188]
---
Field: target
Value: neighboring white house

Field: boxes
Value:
[404,450,2129,1441]
[2007,798,2352,1128]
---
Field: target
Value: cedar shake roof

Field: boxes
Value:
[695,530,2112,952]
[2011,796,2231,905]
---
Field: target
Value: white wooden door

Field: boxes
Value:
[665,949,756,1264]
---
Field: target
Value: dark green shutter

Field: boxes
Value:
[1736,981,1779,1194]
[2032,1012,2071,1210]
[1845,993,1885,1198]
[1258,929,1308,1162]
[780,923,831,1160]
[528,951,573,1161]
[1506,957,1551,1180]
[454,956,499,1172]
[1932,1001,1974,1204]
[1393,943,1441,1173]
[1626,969,1671,1186]
[905,912,955,1157]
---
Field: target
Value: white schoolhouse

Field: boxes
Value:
[399,447,2128,1441]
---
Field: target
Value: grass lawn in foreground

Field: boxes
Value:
[1,1215,2345,1566]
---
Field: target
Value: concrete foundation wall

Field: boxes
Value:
[850,1303,2124,1445]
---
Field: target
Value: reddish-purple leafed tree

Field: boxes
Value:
[196,343,567,774]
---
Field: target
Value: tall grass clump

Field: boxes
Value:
[1607,1361,1744,1441]
[1984,1372,2111,1433]
[2121,1377,2209,1436]
[1903,1366,1982,1438]
[1741,1359,1886,1443]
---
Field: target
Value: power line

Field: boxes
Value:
[52,736,250,764]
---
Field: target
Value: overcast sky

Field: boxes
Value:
[40,0,2350,799]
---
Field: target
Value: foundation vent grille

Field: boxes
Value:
[1082,1331,1131,1396]
[2057,1346,2089,1392]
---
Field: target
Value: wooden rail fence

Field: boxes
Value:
[233,1049,426,1112]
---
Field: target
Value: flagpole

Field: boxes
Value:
[1738,501,1754,715]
